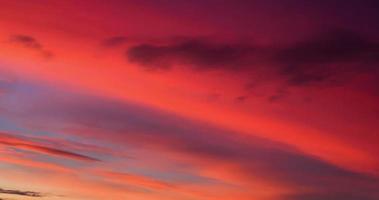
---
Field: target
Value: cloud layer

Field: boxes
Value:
[1,80,378,199]
[1,1,379,200]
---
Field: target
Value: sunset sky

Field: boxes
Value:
[0,0,379,200]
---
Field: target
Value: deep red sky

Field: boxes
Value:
[0,1,379,200]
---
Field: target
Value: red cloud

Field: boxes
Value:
[0,132,99,162]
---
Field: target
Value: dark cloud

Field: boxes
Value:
[278,29,379,65]
[268,88,289,102]
[10,35,42,49]
[125,29,379,88]
[127,39,256,71]
[24,143,100,162]
[0,188,43,197]
[284,192,379,200]
[235,95,248,102]
[9,35,53,59]
[0,133,99,162]
[101,36,128,47]
[276,29,379,86]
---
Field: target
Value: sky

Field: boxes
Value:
[0,0,379,199]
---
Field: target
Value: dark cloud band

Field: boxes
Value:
[0,188,43,197]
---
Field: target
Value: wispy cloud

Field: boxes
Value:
[101,36,129,47]
[101,171,175,190]
[10,35,43,49]
[0,132,99,162]
[0,188,43,197]
[8,35,53,59]
[2,81,378,199]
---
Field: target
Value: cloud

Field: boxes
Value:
[9,35,42,49]
[235,95,248,102]
[2,81,378,198]
[101,36,128,47]
[127,39,256,71]
[278,29,379,65]
[101,171,174,190]
[275,29,379,86]
[0,153,74,173]
[125,29,379,88]
[268,88,289,102]
[284,192,379,200]
[0,188,43,197]
[8,35,53,58]
[0,132,99,162]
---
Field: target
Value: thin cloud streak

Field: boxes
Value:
[0,188,43,197]
[8,34,53,59]
[0,132,99,162]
